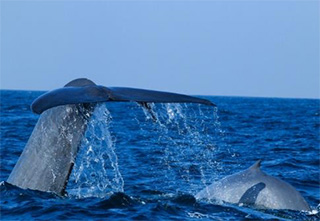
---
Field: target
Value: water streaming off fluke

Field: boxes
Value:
[67,102,221,198]
[67,103,124,198]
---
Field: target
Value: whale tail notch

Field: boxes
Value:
[31,78,215,114]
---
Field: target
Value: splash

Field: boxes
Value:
[136,102,223,193]
[67,101,222,198]
[67,103,124,198]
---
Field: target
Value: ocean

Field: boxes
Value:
[0,90,319,220]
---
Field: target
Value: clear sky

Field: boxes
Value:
[1,0,319,98]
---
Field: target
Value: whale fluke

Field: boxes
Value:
[107,87,214,106]
[8,78,215,195]
[31,79,215,114]
[31,86,111,114]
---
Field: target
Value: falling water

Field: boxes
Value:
[136,103,223,193]
[67,101,222,197]
[67,103,123,198]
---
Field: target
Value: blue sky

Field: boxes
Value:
[1,0,319,98]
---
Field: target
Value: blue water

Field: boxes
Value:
[0,90,319,220]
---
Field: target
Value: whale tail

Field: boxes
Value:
[8,78,215,195]
[31,78,215,114]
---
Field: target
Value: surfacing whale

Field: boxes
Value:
[7,78,214,195]
[195,160,311,211]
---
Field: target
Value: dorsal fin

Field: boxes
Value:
[249,160,262,171]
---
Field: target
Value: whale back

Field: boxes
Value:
[196,160,310,211]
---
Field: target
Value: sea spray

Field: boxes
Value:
[67,103,124,198]
[67,101,223,197]
[137,103,223,194]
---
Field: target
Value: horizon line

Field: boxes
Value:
[0,88,319,100]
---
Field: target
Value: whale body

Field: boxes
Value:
[7,78,214,195]
[195,160,311,211]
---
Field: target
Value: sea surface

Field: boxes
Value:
[0,90,319,220]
